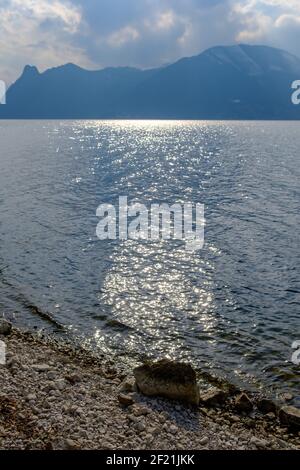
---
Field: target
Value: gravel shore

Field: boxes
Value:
[0,328,299,450]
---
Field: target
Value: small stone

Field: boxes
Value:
[199,436,209,446]
[277,439,290,449]
[118,393,135,406]
[26,393,37,401]
[229,415,240,423]
[64,438,79,450]
[128,414,138,423]
[133,405,150,416]
[282,393,293,402]
[257,398,277,414]
[169,425,178,435]
[42,382,56,393]
[0,319,12,336]
[250,436,269,449]
[65,373,81,384]
[135,421,146,433]
[279,406,300,429]
[235,393,253,412]
[47,371,56,380]
[244,417,255,429]
[32,364,51,372]
[6,358,19,369]
[55,379,66,391]
[199,388,227,407]
[119,376,136,393]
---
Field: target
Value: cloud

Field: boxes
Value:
[275,14,300,29]
[232,2,272,42]
[146,10,177,32]
[11,0,81,33]
[0,0,94,84]
[232,0,300,56]
[72,0,237,70]
[107,26,140,48]
[0,0,300,85]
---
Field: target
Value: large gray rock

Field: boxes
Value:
[279,406,300,429]
[0,319,12,336]
[133,360,199,405]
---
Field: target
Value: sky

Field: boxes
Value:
[0,0,300,84]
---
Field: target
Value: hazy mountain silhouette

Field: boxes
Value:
[1,44,300,119]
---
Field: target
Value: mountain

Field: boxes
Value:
[1,44,300,119]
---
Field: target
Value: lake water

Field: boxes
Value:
[0,120,299,401]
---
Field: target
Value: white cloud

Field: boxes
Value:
[234,12,272,42]
[107,26,140,48]
[232,0,300,47]
[275,14,300,29]
[11,0,81,33]
[258,0,299,7]
[0,0,94,84]
[146,10,177,32]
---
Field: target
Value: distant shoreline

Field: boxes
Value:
[1,117,300,121]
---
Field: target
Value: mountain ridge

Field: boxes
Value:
[1,44,300,119]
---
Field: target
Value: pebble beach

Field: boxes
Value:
[0,326,299,451]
